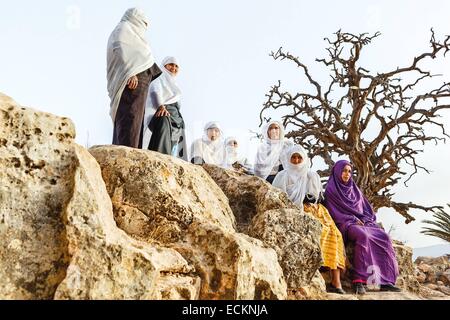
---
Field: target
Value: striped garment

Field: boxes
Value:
[304,203,346,270]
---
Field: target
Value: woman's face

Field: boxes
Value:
[268,124,280,140]
[165,63,179,76]
[290,153,303,165]
[207,128,221,141]
[341,165,352,184]
[227,140,238,148]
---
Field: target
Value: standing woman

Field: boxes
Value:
[143,56,187,160]
[273,145,347,294]
[254,120,293,183]
[107,8,162,148]
[324,160,401,295]
[190,122,225,165]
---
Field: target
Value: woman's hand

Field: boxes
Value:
[155,105,170,117]
[127,76,139,90]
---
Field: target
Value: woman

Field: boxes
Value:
[190,122,225,165]
[142,56,187,160]
[222,137,253,174]
[273,145,347,294]
[324,160,401,295]
[254,120,293,183]
[107,8,162,148]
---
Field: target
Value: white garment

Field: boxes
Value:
[222,136,251,171]
[142,56,182,149]
[254,120,293,179]
[107,8,155,122]
[190,122,225,165]
[273,144,323,208]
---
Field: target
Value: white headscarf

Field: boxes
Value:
[222,136,246,168]
[273,144,323,207]
[254,120,293,179]
[191,122,225,165]
[142,56,182,149]
[107,8,155,122]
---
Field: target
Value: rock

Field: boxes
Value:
[0,95,200,299]
[425,283,438,291]
[248,208,323,290]
[89,146,287,300]
[202,164,296,232]
[392,241,420,293]
[418,286,446,299]
[54,145,201,300]
[417,263,432,274]
[288,270,327,300]
[416,271,427,284]
[437,285,450,296]
[0,95,75,299]
[438,269,450,286]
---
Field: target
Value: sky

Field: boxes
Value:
[1,0,449,249]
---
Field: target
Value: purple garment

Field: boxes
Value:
[324,160,399,285]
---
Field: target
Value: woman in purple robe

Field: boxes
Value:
[324,160,401,295]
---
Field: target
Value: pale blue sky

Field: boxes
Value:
[1,0,449,248]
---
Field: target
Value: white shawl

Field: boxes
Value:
[273,144,323,208]
[190,122,225,165]
[107,8,155,122]
[254,120,293,179]
[142,56,182,149]
[222,136,250,169]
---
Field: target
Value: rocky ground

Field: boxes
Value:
[0,92,448,300]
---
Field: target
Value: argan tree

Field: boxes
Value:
[261,30,450,223]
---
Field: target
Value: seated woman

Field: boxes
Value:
[190,122,225,165]
[142,56,187,160]
[324,160,401,295]
[222,137,253,174]
[273,145,347,294]
[254,120,293,183]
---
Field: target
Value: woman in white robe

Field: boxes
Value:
[190,122,226,165]
[142,56,187,160]
[273,144,347,294]
[254,120,293,183]
[107,8,162,148]
[222,137,253,174]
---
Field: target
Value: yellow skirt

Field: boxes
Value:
[303,203,346,270]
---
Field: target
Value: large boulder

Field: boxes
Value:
[202,165,324,298]
[202,164,296,232]
[249,209,322,290]
[89,146,287,300]
[0,93,200,299]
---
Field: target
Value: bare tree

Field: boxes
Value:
[261,30,450,223]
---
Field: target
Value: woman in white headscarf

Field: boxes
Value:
[254,120,293,183]
[273,144,347,295]
[142,56,187,160]
[107,8,162,148]
[190,122,225,165]
[222,137,253,174]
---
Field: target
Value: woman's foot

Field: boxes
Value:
[353,282,366,295]
[380,284,401,292]
[327,284,346,295]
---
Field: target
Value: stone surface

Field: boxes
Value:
[202,164,296,233]
[249,208,323,290]
[89,146,287,300]
[392,241,420,293]
[0,94,200,300]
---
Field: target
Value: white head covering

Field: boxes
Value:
[223,136,244,168]
[190,122,225,165]
[254,120,293,179]
[107,8,155,122]
[273,144,323,207]
[142,56,182,149]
